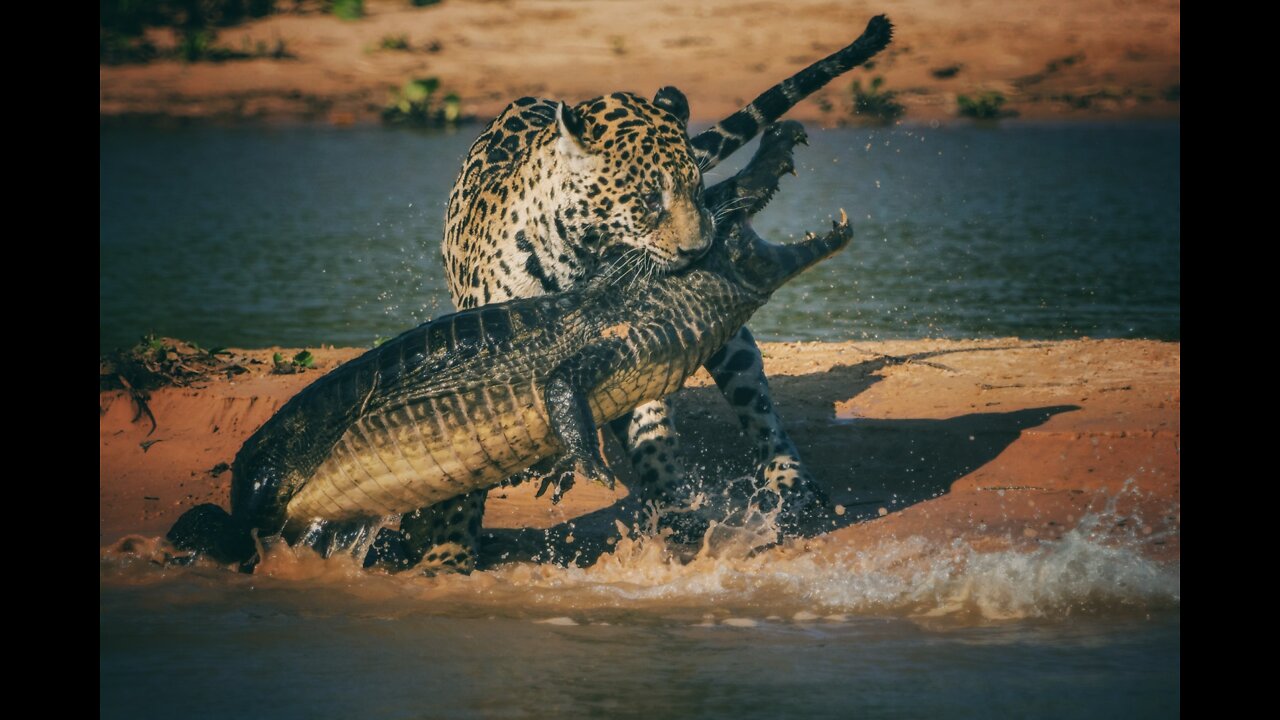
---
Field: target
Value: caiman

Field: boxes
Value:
[169,121,852,568]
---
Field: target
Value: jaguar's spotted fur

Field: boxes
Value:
[409,15,894,574]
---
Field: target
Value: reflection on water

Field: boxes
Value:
[99,122,1180,352]
[101,596,1179,720]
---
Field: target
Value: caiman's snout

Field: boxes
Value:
[744,209,852,293]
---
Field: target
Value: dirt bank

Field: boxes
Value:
[99,0,1181,125]
[99,339,1180,565]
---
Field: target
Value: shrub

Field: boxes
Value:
[383,77,464,127]
[331,0,364,20]
[956,91,1018,120]
[850,76,905,125]
[380,34,411,51]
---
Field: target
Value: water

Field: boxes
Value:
[99,122,1179,352]
[101,519,1180,719]
[101,599,1178,720]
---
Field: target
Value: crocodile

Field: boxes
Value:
[168,121,851,569]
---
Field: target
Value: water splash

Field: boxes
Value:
[102,496,1178,626]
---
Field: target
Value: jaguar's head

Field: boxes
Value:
[553,88,713,272]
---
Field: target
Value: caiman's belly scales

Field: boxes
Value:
[286,382,555,522]
[284,332,703,524]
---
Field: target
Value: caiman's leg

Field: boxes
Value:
[704,121,808,219]
[705,327,830,530]
[539,374,617,501]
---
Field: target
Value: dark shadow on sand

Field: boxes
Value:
[479,345,1079,569]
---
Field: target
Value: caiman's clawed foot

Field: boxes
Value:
[761,120,809,160]
[705,120,809,219]
[535,455,617,504]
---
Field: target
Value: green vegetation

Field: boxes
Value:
[1021,88,1125,111]
[956,91,1017,120]
[850,76,905,125]
[100,0,285,65]
[383,77,464,127]
[379,34,411,51]
[411,0,443,6]
[100,335,249,433]
[176,29,291,62]
[273,350,316,374]
[330,0,364,20]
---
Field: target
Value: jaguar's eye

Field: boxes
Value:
[644,191,664,214]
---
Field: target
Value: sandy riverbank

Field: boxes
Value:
[99,339,1180,566]
[99,0,1180,125]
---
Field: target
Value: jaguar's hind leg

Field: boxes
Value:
[705,327,832,532]
[366,491,486,575]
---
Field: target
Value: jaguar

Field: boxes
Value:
[403,14,894,574]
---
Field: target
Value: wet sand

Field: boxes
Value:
[99,0,1181,124]
[99,339,1180,565]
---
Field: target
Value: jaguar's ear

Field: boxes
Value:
[556,102,590,157]
[653,86,690,126]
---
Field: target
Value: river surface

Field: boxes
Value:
[100,122,1180,352]
[101,518,1179,720]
